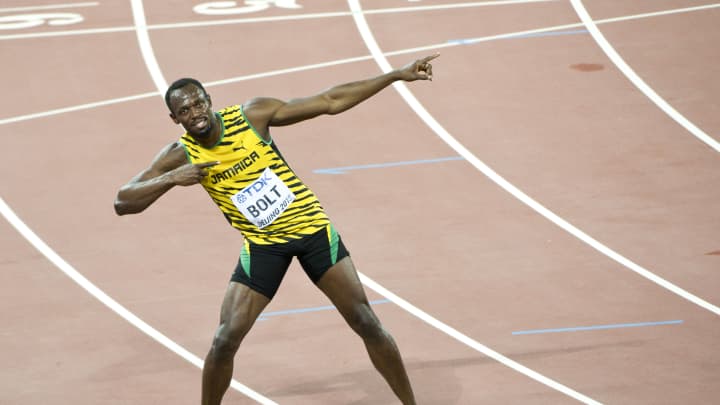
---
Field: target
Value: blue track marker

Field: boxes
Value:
[512,320,683,335]
[314,156,464,174]
[447,29,589,46]
[258,299,390,321]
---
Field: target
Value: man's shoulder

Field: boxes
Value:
[160,141,187,160]
[147,141,187,172]
[218,104,242,116]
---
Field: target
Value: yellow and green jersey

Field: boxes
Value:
[179,104,330,245]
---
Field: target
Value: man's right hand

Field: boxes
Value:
[171,161,219,186]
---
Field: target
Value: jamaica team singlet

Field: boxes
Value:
[179,104,330,245]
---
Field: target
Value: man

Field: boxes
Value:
[114,54,439,404]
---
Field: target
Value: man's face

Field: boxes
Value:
[168,84,214,138]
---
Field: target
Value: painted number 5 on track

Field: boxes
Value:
[193,0,302,15]
[0,13,83,30]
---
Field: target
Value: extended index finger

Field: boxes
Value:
[420,53,440,63]
[197,161,220,168]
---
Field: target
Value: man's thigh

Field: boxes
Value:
[297,223,351,283]
[230,239,294,300]
[218,281,272,330]
[315,256,370,311]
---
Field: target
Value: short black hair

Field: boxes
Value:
[164,78,208,112]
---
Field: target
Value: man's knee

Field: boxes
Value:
[209,321,249,358]
[347,304,385,341]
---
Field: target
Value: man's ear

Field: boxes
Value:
[169,112,180,124]
[207,94,212,107]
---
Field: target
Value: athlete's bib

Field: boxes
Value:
[231,167,295,229]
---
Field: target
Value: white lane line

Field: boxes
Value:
[2,4,717,127]
[350,0,719,393]
[569,1,720,152]
[0,198,220,395]
[0,92,157,126]
[358,0,556,14]
[359,275,602,404]
[0,2,98,13]
[1,2,273,404]
[351,4,720,317]
[380,3,720,57]
[0,2,277,404]
[348,1,603,404]
[129,0,167,95]
[351,4,720,316]
[0,0,552,41]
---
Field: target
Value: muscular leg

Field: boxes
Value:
[202,282,270,405]
[316,257,416,405]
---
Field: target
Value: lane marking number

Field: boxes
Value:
[0,13,83,30]
[193,0,301,15]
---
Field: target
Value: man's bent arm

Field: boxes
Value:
[114,143,215,215]
[114,171,179,215]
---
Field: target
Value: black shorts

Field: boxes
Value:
[230,223,350,299]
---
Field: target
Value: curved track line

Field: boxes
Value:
[347,1,605,404]
[348,1,720,316]
[348,0,719,397]
[0,2,274,405]
[0,197,258,399]
[569,0,720,152]
[125,1,276,403]
[0,92,157,126]
[358,275,602,404]
[129,0,167,94]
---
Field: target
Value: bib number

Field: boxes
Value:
[231,167,295,229]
